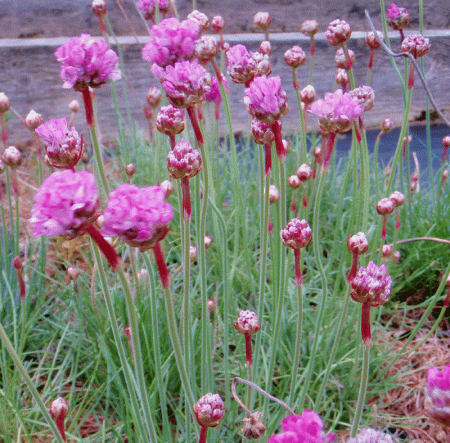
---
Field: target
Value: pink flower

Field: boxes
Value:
[226,44,257,85]
[401,33,430,59]
[35,118,83,168]
[350,261,392,306]
[386,3,410,30]
[54,34,121,90]
[425,365,450,427]
[280,218,312,250]
[30,170,99,238]
[102,184,173,251]
[193,393,226,428]
[244,75,289,124]
[142,18,200,67]
[309,89,364,134]
[203,75,227,105]
[136,0,170,20]
[267,410,336,443]
[156,104,185,135]
[167,138,202,179]
[151,60,211,108]
[234,310,261,335]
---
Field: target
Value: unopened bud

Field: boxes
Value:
[49,397,69,421]
[296,163,313,181]
[288,175,301,189]
[0,92,11,113]
[335,68,349,89]
[268,184,280,204]
[335,47,355,70]
[66,266,80,280]
[442,135,450,149]
[146,86,162,109]
[25,110,44,130]
[347,232,369,255]
[350,85,375,112]
[2,146,22,167]
[253,12,271,32]
[195,36,218,65]
[299,19,318,37]
[204,235,212,249]
[382,244,392,257]
[68,100,80,113]
[365,31,384,49]
[389,190,405,206]
[125,163,136,178]
[326,19,351,46]
[189,245,198,262]
[380,118,394,133]
[211,15,224,34]
[299,85,316,106]
[284,46,306,69]
[377,197,395,215]
[259,40,272,56]
[207,298,216,312]
[188,10,209,32]
[92,0,107,17]
[193,393,226,428]
[160,179,174,199]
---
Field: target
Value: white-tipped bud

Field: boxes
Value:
[268,184,280,204]
[2,146,22,167]
[0,92,11,113]
[25,110,44,130]
[68,99,80,113]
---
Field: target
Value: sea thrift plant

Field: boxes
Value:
[425,365,450,428]
[309,89,364,170]
[234,310,261,367]
[244,75,289,160]
[2,146,22,167]
[142,18,200,67]
[167,138,202,219]
[281,218,312,286]
[30,170,120,269]
[49,397,69,443]
[325,19,352,46]
[187,10,209,33]
[193,393,226,443]
[156,104,186,146]
[389,190,405,229]
[350,261,392,344]
[35,117,83,169]
[136,0,170,21]
[377,197,395,239]
[267,410,336,443]
[54,33,120,125]
[386,3,410,32]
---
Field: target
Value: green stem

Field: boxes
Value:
[351,342,371,437]
[0,322,66,443]
[89,125,110,196]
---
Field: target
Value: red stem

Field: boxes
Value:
[56,418,66,443]
[444,289,450,308]
[271,121,285,161]
[244,333,253,367]
[407,62,415,90]
[368,48,374,70]
[187,106,204,147]
[347,253,359,282]
[395,208,401,230]
[310,36,315,56]
[264,143,272,175]
[294,248,302,287]
[441,146,448,166]
[1,114,7,142]
[81,88,94,127]
[323,132,337,171]
[290,196,297,212]
[169,134,176,150]
[361,303,372,346]
[199,426,208,443]
[381,216,388,239]
[152,241,170,289]
[181,176,191,220]
[85,224,121,270]
[13,257,26,299]
[302,187,307,207]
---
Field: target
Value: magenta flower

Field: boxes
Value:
[425,365,450,427]
[234,310,261,367]
[193,393,226,428]
[151,60,211,108]
[30,170,99,239]
[203,75,227,106]
[35,118,83,168]
[226,44,257,85]
[142,18,200,67]
[244,75,289,125]
[137,0,170,20]
[54,34,120,91]
[156,104,185,136]
[267,410,336,443]
[309,89,364,134]
[348,428,394,443]
[102,184,173,251]
[386,3,410,30]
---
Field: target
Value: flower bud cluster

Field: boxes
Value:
[425,364,450,427]
[280,218,312,250]
[234,310,261,335]
[325,19,351,46]
[167,138,202,179]
[193,393,226,428]
[156,104,185,135]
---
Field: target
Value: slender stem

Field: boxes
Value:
[351,342,371,437]
[84,224,121,270]
[81,88,94,127]
[89,124,110,196]
[198,426,208,443]
[181,176,192,220]
[152,241,170,289]
[0,322,66,443]
[309,36,315,84]
[360,303,372,345]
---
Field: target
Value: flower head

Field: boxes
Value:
[349,85,375,112]
[425,365,450,427]
[187,10,209,33]
[348,428,394,443]
[347,232,369,255]
[194,35,218,65]
[365,31,384,50]
[251,119,274,145]
[151,60,211,108]
[376,197,395,215]
[309,89,364,134]
[281,218,312,250]
[254,12,271,32]
[203,75,227,106]
[0,92,10,113]
[401,33,430,59]
[268,410,336,443]
[146,86,163,108]
[136,0,170,20]
[234,310,261,335]
[142,18,200,67]
[167,138,202,179]
[284,46,306,69]
[193,393,226,428]
[35,117,83,168]
[54,33,120,90]
[244,75,289,124]
[30,170,99,238]
[300,85,316,107]
[299,19,319,37]
[2,146,22,167]
[211,15,225,34]
[25,110,44,130]
[335,47,355,70]
[325,19,351,46]
[226,44,258,85]
[389,190,405,206]
[350,261,392,306]
[156,104,185,135]
[387,3,410,30]
[102,184,173,250]
[296,163,313,181]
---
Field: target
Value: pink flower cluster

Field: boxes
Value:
[244,75,289,124]
[234,310,261,335]
[136,0,170,20]
[151,60,211,108]
[30,170,99,238]
[309,89,364,134]
[167,138,202,179]
[102,184,173,250]
[193,393,226,428]
[54,34,121,90]
[350,261,392,306]
[226,44,257,85]
[386,3,410,29]
[35,118,83,168]
[267,410,336,443]
[203,75,227,105]
[281,218,312,250]
[426,365,450,427]
[142,17,200,67]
